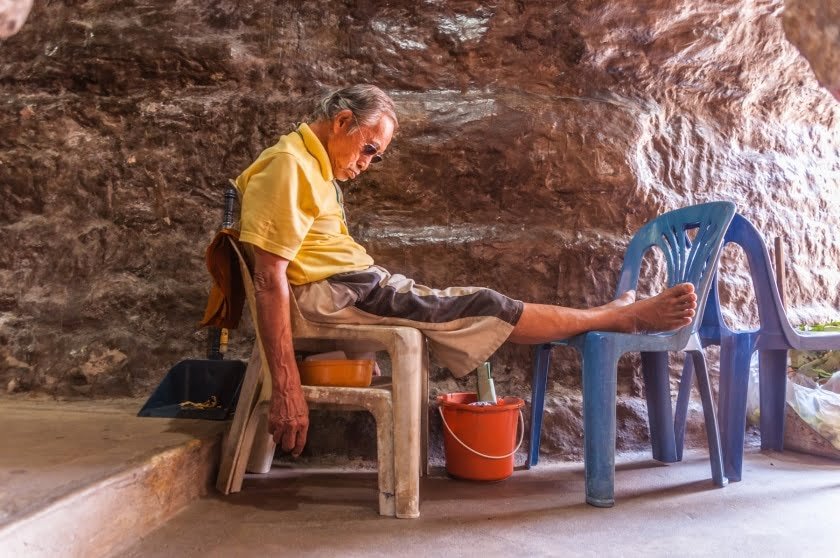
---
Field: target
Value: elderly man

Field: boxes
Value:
[233,84,697,457]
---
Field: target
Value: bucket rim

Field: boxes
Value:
[437,391,524,411]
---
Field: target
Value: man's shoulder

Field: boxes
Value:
[256,141,306,170]
[254,139,325,185]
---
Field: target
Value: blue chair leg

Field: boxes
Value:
[759,349,789,451]
[674,354,695,461]
[581,335,619,508]
[527,344,552,468]
[716,334,753,482]
[688,350,727,488]
[641,351,677,463]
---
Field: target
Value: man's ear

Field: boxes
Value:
[333,110,354,134]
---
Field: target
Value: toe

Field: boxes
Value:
[677,282,695,294]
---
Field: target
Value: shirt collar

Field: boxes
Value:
[296,122,334,182]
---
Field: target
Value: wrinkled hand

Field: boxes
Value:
[268,385,309,457]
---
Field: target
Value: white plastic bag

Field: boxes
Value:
[787,370,840,451]
[821,370,840,394]
[745,352,760,426]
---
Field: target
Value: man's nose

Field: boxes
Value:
[357,157,370,172]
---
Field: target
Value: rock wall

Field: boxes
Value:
[784,0,840,100]
[2,0,839,460]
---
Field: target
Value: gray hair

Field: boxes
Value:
[309,84,399,132]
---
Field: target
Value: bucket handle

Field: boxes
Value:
[438,406,524,460]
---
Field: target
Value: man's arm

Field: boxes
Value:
[251,245,309,457]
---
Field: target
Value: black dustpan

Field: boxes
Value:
[137,359,246,420]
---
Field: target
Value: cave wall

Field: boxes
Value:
[2,0,839,460]
[784,0,840,101]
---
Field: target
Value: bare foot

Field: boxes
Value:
[606,283,697,333]
[600,290,637,309]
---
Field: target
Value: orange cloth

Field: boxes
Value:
[199,228,245,329]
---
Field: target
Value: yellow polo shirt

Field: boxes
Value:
[234,123,374,285]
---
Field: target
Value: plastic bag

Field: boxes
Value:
[782,322,840,451]
[792,350,840,383]
[787,369,840,451]
[745,352,760,426]
[822,370,840,394]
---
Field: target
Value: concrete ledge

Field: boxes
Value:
[0,398,223,558]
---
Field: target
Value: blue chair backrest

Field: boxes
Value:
[615,201,736,343]
[698,213,795,344]
[697,279,729,343]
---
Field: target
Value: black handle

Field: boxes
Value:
[222,185,237,229]
[206,328,223,360]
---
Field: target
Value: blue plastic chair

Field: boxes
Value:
[528,201,734,507]
[674,213,840,481]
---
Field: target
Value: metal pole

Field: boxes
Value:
[774,236,786,309]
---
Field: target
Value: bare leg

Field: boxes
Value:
[508,283,697,344]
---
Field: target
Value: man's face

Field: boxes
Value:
[327,110,394,182]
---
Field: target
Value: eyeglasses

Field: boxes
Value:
[360,143,383,164]
[352,114,384,164]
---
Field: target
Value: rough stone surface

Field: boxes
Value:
[2,1,839,460]
[784,0,840,100]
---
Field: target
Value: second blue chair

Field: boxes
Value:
[674,213,840,481]
[528,201,734,507]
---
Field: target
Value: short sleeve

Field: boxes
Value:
[238,154,317,260]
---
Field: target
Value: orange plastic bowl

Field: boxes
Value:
[299,360,374,387]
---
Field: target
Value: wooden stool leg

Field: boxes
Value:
[245,409,276,474]
[216,346,264,494]
[231,401,270,493]
[390,341,421,519]
[421,345,430,477]
[368,398,396,516]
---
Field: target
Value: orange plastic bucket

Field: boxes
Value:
[437,392,525,481]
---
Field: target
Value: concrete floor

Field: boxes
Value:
[125,450,840,558]
[2,396,839,558]
[0,397,223,557]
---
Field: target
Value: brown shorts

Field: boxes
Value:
[292,266,524,377]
